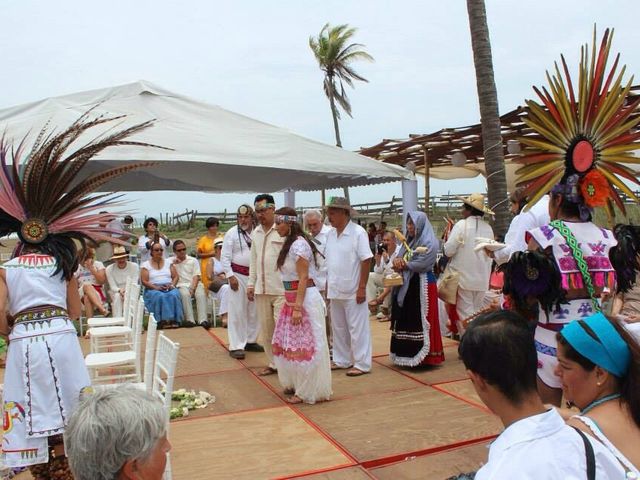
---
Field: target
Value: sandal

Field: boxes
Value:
[283,388,295,395]
[331,363,351,371]
[257,366,277,376]
[286,395,303,404]
[346,368,369,377]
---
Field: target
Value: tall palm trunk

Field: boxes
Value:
[328,75,350,201]
[466,0,509,236]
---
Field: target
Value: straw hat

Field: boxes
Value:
[456,193,495,215]
[324,197,358,216]
[110,245,129,260]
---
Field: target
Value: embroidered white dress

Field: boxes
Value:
[272,239,332,404]
[528,222,617,388]
[1,254,91,468]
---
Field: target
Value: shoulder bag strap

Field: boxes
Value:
[550,220,601,312]
[571,426,596,480]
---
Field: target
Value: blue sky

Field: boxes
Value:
[1,0,639,217]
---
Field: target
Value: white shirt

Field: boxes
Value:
[138,234,172,264]
[374,246,399,276]
[312,224,334,292]
[476,409,624,479]
[105,262,139,294]
[494,196,550,265]
[221,225,252,278]
[443,217,493,291]
[170,255,201,289]
[325,221,373,300]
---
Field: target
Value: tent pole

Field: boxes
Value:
[321,189,326,207]
[423,148,430,215]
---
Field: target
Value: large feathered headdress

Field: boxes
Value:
[516,28,640,219]
[0,111,159,277]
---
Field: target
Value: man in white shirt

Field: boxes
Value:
[222,205,261,360]
[303,209,332,293]
[444,194,494,334]
[325,197,373,377]
[366,230,398,321]
[459,310,624,479]
[492,192,550,266]
[248,194,284,376]
[105,246,140,317]
[171,240,209,329]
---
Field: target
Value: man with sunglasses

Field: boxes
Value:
[171,240,210,329]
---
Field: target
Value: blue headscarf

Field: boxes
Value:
[395,211,438,307]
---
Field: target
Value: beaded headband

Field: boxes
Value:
[254,199,275,211]
[275,214,298,224]
[561,313,631,378]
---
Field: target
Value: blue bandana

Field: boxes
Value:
[561,313,631,377]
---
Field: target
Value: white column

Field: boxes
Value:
[284,189,296,207]
[401,179,418,224]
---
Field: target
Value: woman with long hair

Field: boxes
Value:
[556,313,640,474]
[0,113,157,478]
[390,211,444,367]
[271,207,331,404]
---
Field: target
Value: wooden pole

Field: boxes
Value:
[423,148,430,215]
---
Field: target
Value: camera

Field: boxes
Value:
[377,243,387,255]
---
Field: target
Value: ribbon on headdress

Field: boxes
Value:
[561,313,631,377]
[275,214,298,224]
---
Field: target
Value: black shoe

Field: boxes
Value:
[201,321,211,330]
[157,321,166,330]
[229,349,246,359]
[245,343,265,352]
[184,321,197,328]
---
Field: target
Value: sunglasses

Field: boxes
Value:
[175,248,187,252]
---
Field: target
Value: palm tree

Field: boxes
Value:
[310,23,374,201]
[466,0,510,236]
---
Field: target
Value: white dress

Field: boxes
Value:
[272,238,332,404]
[1,254,91,468]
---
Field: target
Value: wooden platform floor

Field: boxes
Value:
[12,318,501,479]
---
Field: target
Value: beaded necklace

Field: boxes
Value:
[580,393,621,415]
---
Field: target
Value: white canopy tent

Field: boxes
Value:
[0,81,413,193]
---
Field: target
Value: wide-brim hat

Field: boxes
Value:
[324,196,358,216]
[456,193,495,216]
[110,245,129,260]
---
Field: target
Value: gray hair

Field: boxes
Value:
[303,209,323,222]
[65,385,166,480]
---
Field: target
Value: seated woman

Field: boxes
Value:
[141,242,183,328]
[206,237,229,328]
[75,246,108,317]
[556,313,640,475]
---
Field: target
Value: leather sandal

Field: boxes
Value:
[257,366,277,376]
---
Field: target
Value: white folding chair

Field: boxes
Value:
[90,314,158,392]
[88,281,140,328]
[89,297,142,353]
[85,299,145,384]
[207,292,219,327]
[151,333,180,480]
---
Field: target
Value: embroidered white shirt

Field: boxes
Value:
[476,409,624,479]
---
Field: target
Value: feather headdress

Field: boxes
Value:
[516,27,640,219]
[0,111,160,277]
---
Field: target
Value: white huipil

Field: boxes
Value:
[221,225,259,350]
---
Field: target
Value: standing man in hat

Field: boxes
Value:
[248,194,284,375]
[222,205,261,359]
[325,197,373,377]
[444,193,494,335]
[105,246,140,317]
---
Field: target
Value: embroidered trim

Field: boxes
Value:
[535,339,557,357]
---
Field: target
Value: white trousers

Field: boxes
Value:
[178,284,208,325]
[227,273,259,351]
[365,273,391,309]
[109,290,124,317]
[330,298,372,372]
[456,288,486,334]
[212,284,230,315]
